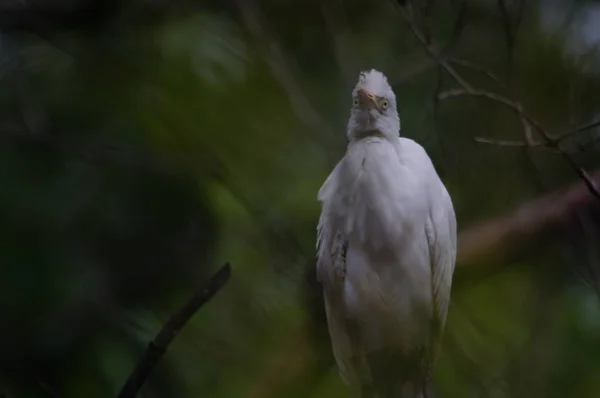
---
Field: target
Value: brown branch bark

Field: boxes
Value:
[117,263,231,398]
[457,171,600,269]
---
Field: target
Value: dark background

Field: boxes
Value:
[2,0,600,397]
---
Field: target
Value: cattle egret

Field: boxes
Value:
[316,69,457,397]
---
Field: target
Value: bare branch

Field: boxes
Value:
[438,88,546,134]
[440,89,600,199]
[516,98,535,145]
[117,263,231,398]
[457,170,600,269]
[473,137,568,154]
[393,54,437,83]
[390,1,475,92]
[391,0,600,202]
[579,134,600,152]
[555,119,600,143]
[558,154,600,202]
[474,137,529,147]
[447,58,500,82]
[447,58,536,144]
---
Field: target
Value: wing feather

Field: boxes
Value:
[316,163,364,393]
[426,182,457,364]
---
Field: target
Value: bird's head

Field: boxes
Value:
[347,69,400,141]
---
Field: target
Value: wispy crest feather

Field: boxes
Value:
[354,69,395,101]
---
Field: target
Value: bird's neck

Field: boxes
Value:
[348,129,398,145]
[351,130,386,140]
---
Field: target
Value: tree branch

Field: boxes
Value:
[117,263,231,398]
[447,58,500,82]
[437,88,546,134]
[390,1,475,92]
[392,0,600,201]
[457,171,600,270]
[446,58,536,144]
[554,119,600,143]
[473,137,532,148]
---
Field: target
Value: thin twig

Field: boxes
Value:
[558,154,600,200]
[438,88,546,134]
[117,263,231,398]
[516,99,535,145]
[498,0,536,146]
[391,0,600,202]
[447,58,500,82]
[555,119,600,143]
[439,90,600,199]
[390,1,475,92]
[473,137,567,153]
[578,134,600,152]
[447,58,536,144]
[474,137,530,147]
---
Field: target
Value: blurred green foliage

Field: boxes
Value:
[1,0,600,397]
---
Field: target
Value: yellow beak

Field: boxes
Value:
[357,88,379,111]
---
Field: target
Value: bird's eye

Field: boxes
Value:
[381,100,389,109]
[353,98,358,106]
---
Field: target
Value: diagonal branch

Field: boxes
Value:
[457,170,600,270]
[390,1,474,92]
[447,58,500,82]
[437,88,546,134]
[439,90,600,201]
[117,263,231,398]
[554,119,600,143]
[447,58,536,144]
[390,0,600,202]
[474,137,536,148]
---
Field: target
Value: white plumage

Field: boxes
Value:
[316,70,457,397]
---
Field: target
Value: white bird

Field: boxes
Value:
[316,69,457,398]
